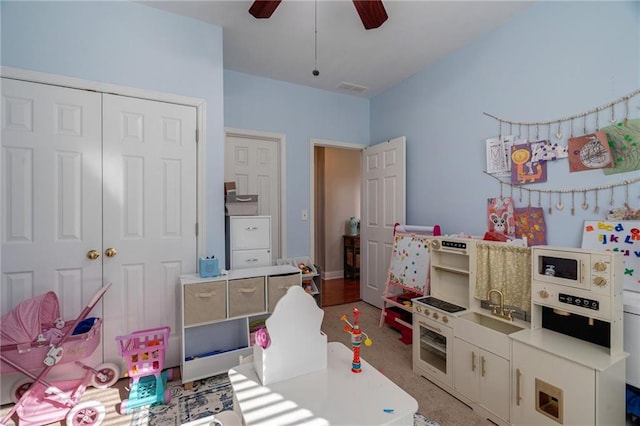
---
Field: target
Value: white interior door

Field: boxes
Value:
[361,137,406,307]
[101,94,197,367]
[1,78,104,402]
[1,78,200,399]
[225,132,281,262]
[1,79,103,310]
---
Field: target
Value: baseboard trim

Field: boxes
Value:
[322,270,344,280]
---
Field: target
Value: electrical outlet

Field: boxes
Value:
[301,209,308,220]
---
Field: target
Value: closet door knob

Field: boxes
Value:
[105,248,118,258]
[87,250,100,260]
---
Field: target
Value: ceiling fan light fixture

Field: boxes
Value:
[249,0,282,19]
[249,0,388,30]
[352,0,388,30]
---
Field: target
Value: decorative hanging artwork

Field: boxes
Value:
[514,206,547,246]
[487,196,515,237]
[486,135,513,175]
[482,88,640,214]
[567,131,613,172]
[601,118,640,175]
[510,140,547,184]
[530,139,568,162]
[483,87,640,175]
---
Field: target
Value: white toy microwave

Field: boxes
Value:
[532,246,618,293]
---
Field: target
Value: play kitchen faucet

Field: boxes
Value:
[487,288,515,321]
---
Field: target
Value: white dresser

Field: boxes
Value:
[225,215,272,270]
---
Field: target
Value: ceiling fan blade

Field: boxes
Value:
[249,0,282,19]
[352,0,388,30]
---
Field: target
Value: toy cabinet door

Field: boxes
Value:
[183,281,227,326]
[268,274,301,312]
[229,277,266,317]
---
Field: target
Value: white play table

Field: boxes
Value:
[228,341,418,426]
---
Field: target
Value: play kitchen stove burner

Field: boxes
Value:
[414,296,466,314]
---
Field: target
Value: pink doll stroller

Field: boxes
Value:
[0,283,120,426]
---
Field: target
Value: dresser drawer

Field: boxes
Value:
[183,281,226,326]
[268,274,301,312]
[228,277,266,317]
[230,216,271,249]
[231,249,271,269]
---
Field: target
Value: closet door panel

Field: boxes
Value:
[1,79,103,403]
[101,94,197,367]
[1,78,103,319]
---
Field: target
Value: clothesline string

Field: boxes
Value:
[483,171,640,195]
[483,88,640,127]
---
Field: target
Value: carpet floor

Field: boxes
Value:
[1,300,482,425]
[0,371,439,425]
[132,372,440,425]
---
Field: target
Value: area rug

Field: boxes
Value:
[131,373,233,425]
[130,373,440,425]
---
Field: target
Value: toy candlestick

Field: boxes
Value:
[341,308,372,373]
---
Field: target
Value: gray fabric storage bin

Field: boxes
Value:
[225,194,259,215]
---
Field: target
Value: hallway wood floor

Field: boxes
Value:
[321,277,361,307]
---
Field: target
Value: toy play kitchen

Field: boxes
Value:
[412,237,472,388]
[412,238,628,425]
[511,246,627,425]
[413,237,529,425]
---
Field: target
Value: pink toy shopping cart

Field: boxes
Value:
[116,326,172,414]
[0,283,119,426]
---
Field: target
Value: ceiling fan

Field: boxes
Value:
[248,0,388,30]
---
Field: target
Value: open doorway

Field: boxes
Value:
[310,138,365,306]
[225,127,287,263]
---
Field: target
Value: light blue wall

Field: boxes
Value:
[371,1,640,247]
[224,71,369,256]
[0,1,369,263]
[4,1,640,260]
[1,1,226,260]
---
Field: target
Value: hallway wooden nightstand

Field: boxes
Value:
[343,234,360,279]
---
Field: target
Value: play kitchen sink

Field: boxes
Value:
[454,311,526,362]
[458,312,524,335]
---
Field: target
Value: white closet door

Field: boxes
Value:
[101,94,197,367]
[1,78,103,320]
[1,79,104,401]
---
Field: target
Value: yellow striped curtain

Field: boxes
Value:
[475,242,531,313]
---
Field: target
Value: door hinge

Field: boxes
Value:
[195,222,199,236]
[195,128,199,143]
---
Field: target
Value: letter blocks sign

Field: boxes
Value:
[582,220,640,292]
